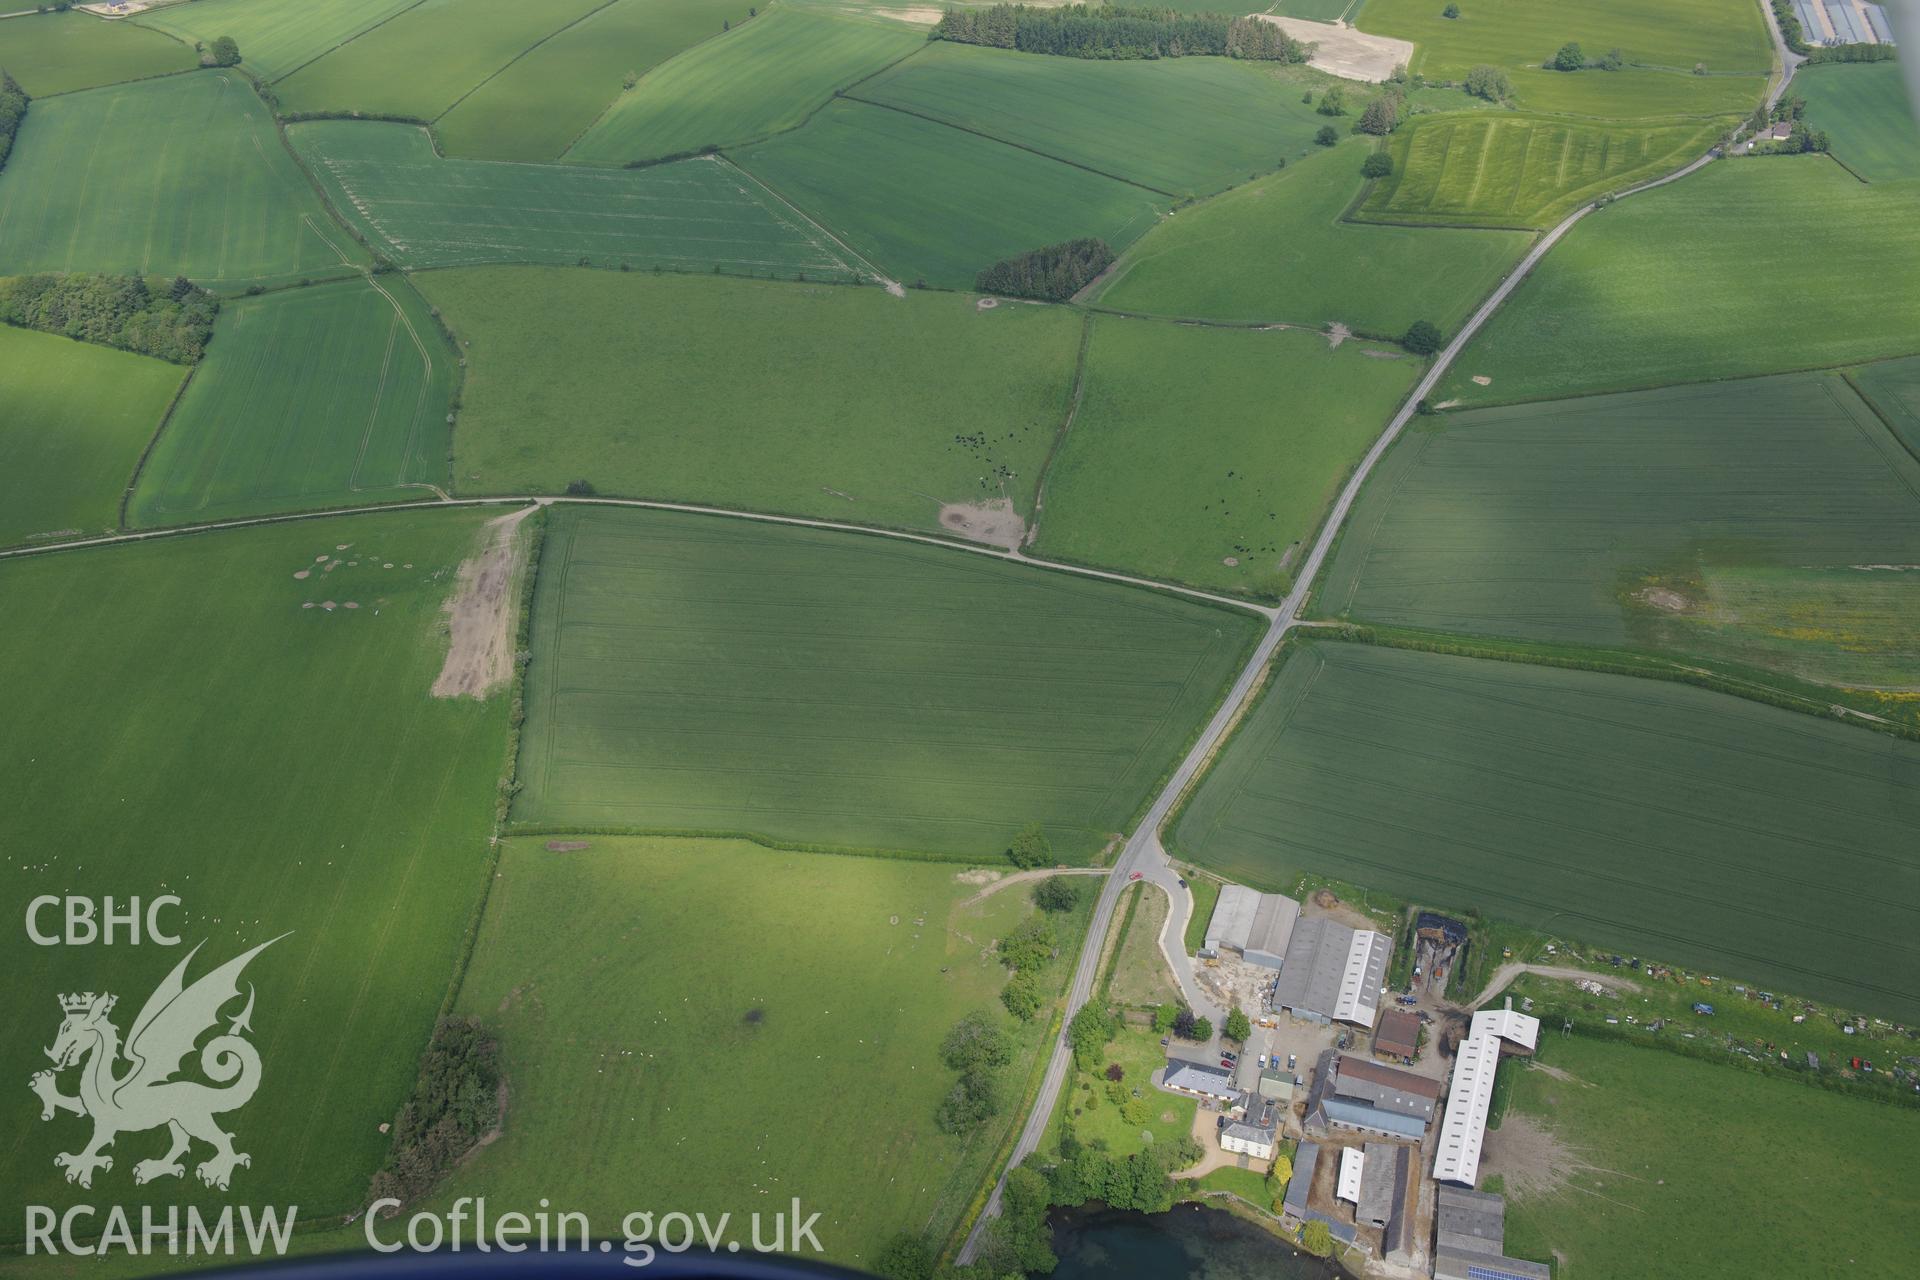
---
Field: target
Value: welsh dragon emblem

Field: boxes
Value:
[30,937,283,1191]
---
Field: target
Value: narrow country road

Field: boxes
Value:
[953,32,1804,1252]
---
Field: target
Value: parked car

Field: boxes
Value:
[1160,1037,1170,1047]
[1286,1054,1296,1071]
[1128,871,1143,882]
[1257,1054,1268,1068]
[1220,1059,1233,1070]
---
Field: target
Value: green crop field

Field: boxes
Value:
[1853,354,1920,457]
[1092,141,1531,334]
[730,97,1167,290]
[1318,373,1920,693]
[417,266,1079,531]
[435,0,753,162]
[853,39,1327,198]
[1034,317,1420,598]
[1172,640,1920,1019]
[565,7,923,166]
[0,324,184,548]
[133,0,418,84]
[1443,158,1920,404]
[425,835,1081,1269]
[1269,0,1357,20]
[1497,1034,1920,1279]
[0,9,196,96]
[129,277,454,526]
[1795,61,1920,183]
[273,0,607,121]
[515,505,1259,856]
[1359,0,1772,114]
[1359,113,1727,229]
[288,122,864,277]
[0,72,365,289]
[0,506,512,1229]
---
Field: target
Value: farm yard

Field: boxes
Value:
[1316,373,1920,693]
[0,73,365,289]
[1033,317,1421,598]
[418,266,1081,533]
[514,506,1259,857]
[288,123,865,277]
[1090,142,1532,334]
[1442,157,1920,404]
[563,6,925,166]
[4,2,1920,1273]
[0,507,512,1227]
[129,276,455,526]
[0,323,184,548]
[431,836,1085,1271]
[0,8,196,96]
[1171,641,1920,1021]
[1493,1034,1920,1279]
[729,97,1167,290]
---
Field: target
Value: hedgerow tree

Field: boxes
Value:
[1007,822,1051,868]
[1068,1002,1120,1067]
[1552,42,1585,71]
[1301,1218,1333,1256]
[1152,1002,1181,1033]
[1443,2,1461,16]
[1465,64,1511,101]
[1357,93,1401,136]
[1314,124,1339,146]
[1316,83,1347,116]
[1034,875,1083,913]
[1361,152,1393,179]
[1403,319,1444,355]
[1002,970,1043,1020]
[873,1234,934,1280]
[208,36,240,66]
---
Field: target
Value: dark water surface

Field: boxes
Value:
[1046,1202,1342,1280]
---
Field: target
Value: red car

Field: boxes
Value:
[1128,871,1143,881]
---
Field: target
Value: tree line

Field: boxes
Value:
[366,1017,502,1210]
[977,238,1113,300]
[933,5,1310,63]
[0,272,219,364]
[0,71,26,174]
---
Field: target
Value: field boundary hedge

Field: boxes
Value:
[501,823,997,866]
[1843,368,1920,470]
[248,0,437,87]
[1157,633,1299,855]
[429,0,624,126]
[118,362,200,530]
[1025,311,1095,534]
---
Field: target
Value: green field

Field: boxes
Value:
[435,0,754,162]
[1171,640,1920,1020]
[1795,61,1920,183]
[0,323,184,547]
[1359,113,1726,228]
[0,72,365,289]
[0,507,511,1230]
[133,0,418,83]
[1103,882,1182,1009]
[730,97,1166,290]
[288,122,864,276]
[1443,158,1920,403]
[430,835,1078,1269]
[418,266,1079,531]
[1497,1034,1920,1279]
[1853,354,1920,457]
[515,506,1260,855]
[1091,142,1531,334]
[1360,0,1772,115]
[0,9,196,96]
[1035,317,1420,598]
[565,7,923,166]
[1318,373,1920,691]
[129,277,453,526]
[273,0,607,121]
[854,39,1328,197]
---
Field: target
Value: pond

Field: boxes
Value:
[1045,1201,1343,1280]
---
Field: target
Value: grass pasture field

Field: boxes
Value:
[1852,354,1920,457]
[1091,142,1531,335]
[1102,882,1183,1008]
[564,7,924,166]
[730,98,1167,290]
[1171,641,1920,1021]
[434,0,756,162]
[130,276,454,526]
[1442,157,1920,404]
[0,506,512,1230]
[852,40,1329,198]
[1359,0,1771,115]
[132,0,419,84]
[288,123,863,277]
[272,0,607,122]
[1034,317,1421,599]
[1494,1034,1920,1279]
[1794,61,1920,183]
[0,9,196,96]
[417,267,1079,532]
[1358,113,1727,229]
[434,836,1083,1270]
[1318,373,1920,693]
[514,506,1260,857]
[0,324,185,547]
[0,72,365,289]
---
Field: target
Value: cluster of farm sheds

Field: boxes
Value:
[1791,0,1898,44]
[1164,890,1547,1279]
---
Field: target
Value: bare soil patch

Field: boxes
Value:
[1471,375,1493,386]
[1325,322,1352,350]
[432,506,535,700]
[1256,17,1415,83]
[1635,586,1693,613]
[545,840,590,853]
[1480,1109,1625,1203]
[939,497,1026,550]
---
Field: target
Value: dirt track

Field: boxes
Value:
[431,505,535,699]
